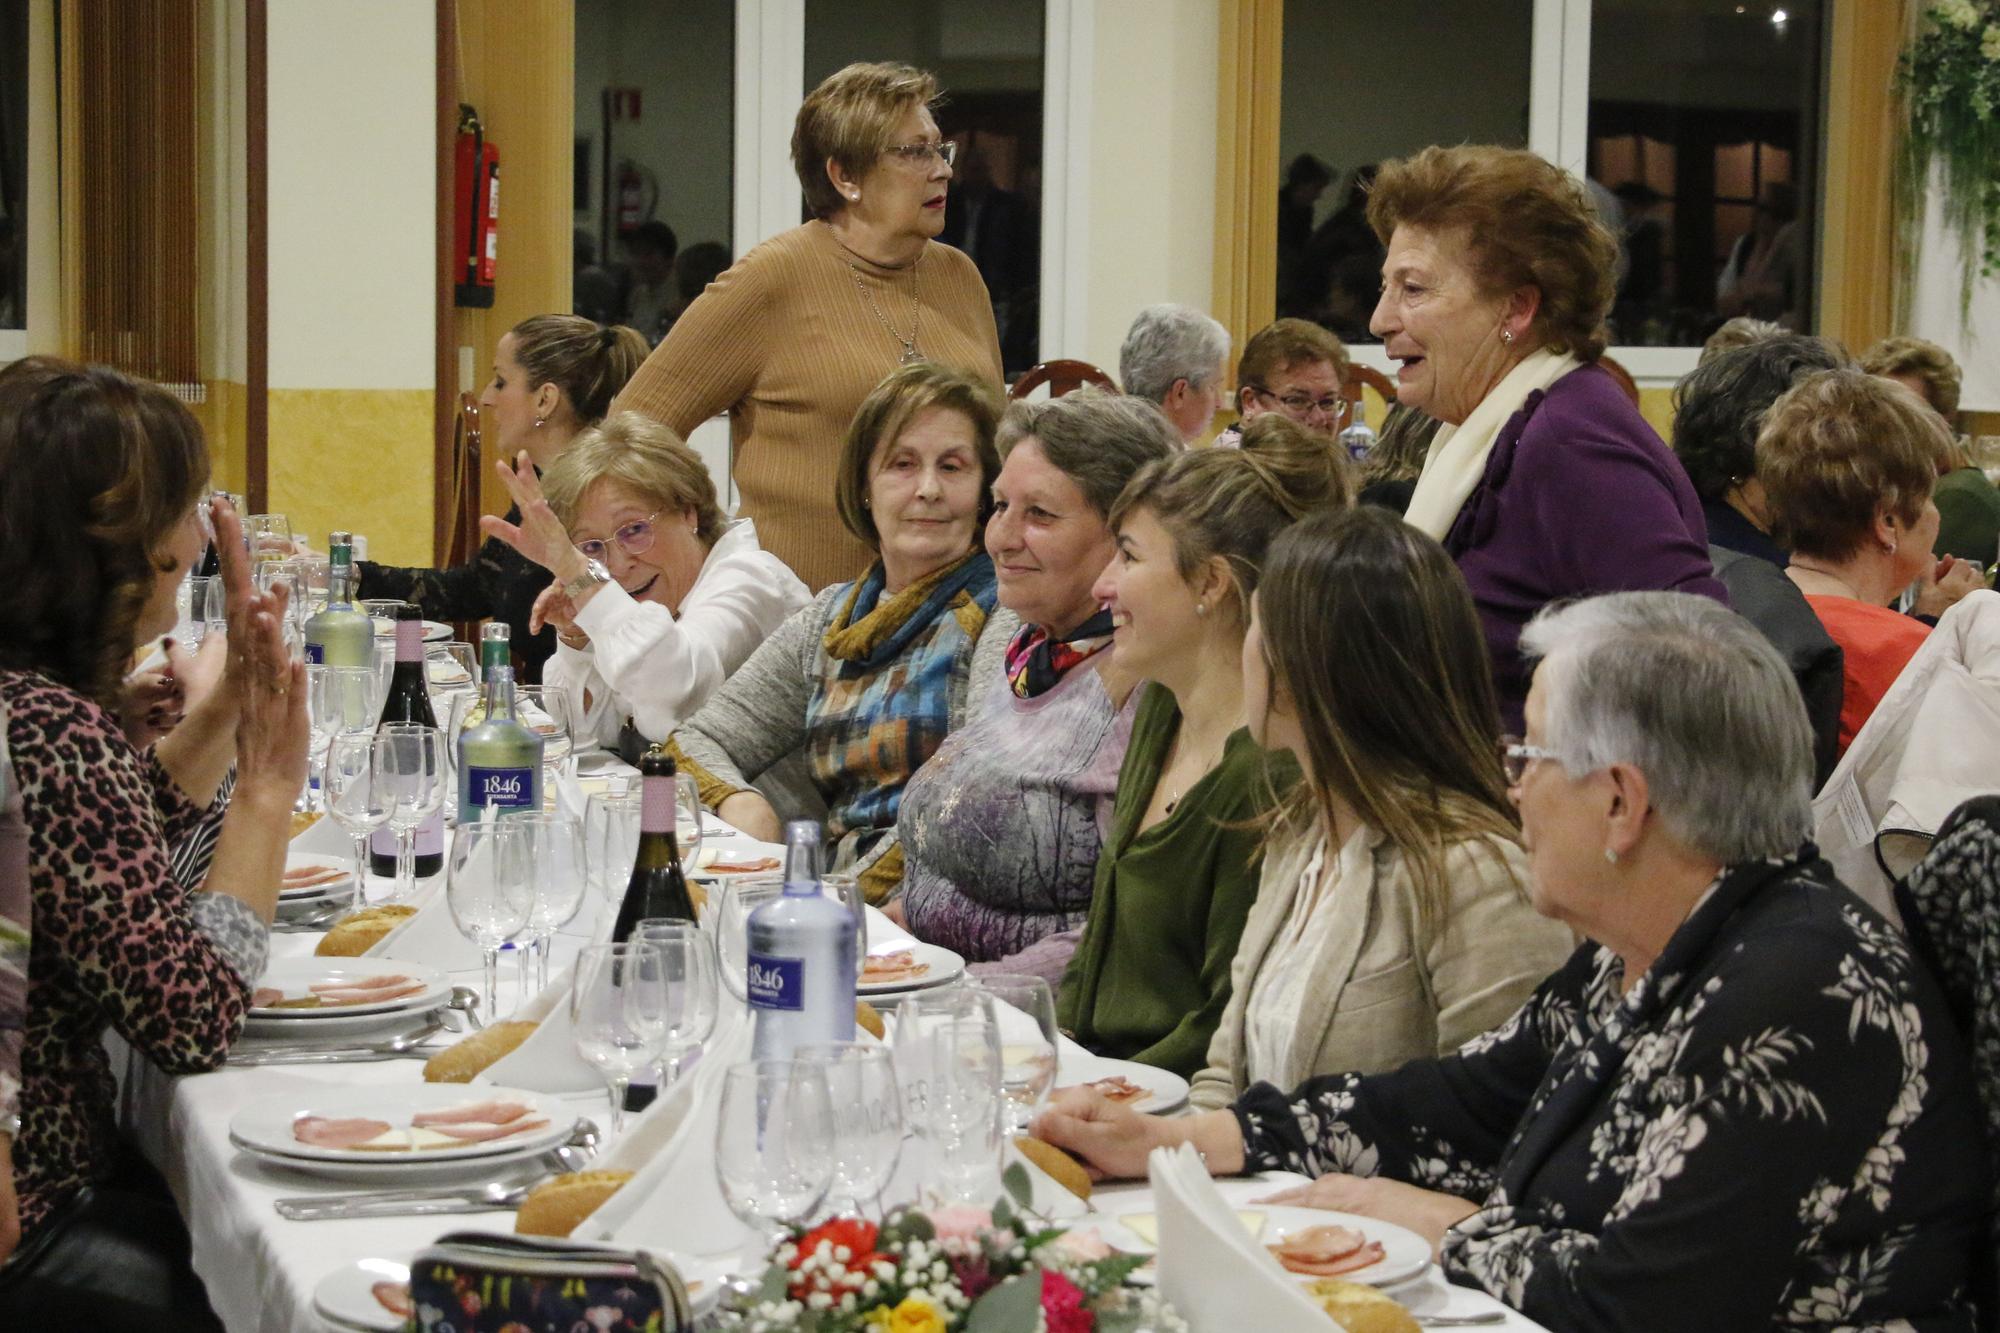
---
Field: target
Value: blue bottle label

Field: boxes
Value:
[746,954,804,1012]
[466,766,536,810]
[304,642,325,664]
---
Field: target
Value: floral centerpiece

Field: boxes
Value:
[723,1165,1184,1332]
[1897,0,2000,318]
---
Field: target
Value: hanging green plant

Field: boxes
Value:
[1896,0,2000,322]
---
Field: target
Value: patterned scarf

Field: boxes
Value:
[1004,608,1115,699]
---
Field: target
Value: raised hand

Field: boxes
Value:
[480,451,585,579]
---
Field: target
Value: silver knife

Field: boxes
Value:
[230,1048,433,1067]
[275,1179,535,1221]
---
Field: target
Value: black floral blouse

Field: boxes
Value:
[1234,849,1985,1330]
[357,509,553,682]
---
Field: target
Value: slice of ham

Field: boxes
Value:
[411,1099,534,1127]
[309,974,412,993]
[1269,1224,1385,1277]
[705,856,779,873]
[1086,1075,1149,1104]
[310,978,427,1006]
[862,949,931,983]
[251,987,284,1008]
[293,1115,394,1149]
[282,865,349,888]
[426,1116,550,1144]
[372,1282,412,1318]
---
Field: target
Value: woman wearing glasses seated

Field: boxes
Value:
[1214,318,1350,447]
[1035,593,1984,1332]
[610,61,1002,592]
[480,413,811,756]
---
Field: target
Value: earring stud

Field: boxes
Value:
[1603,848,1619,865]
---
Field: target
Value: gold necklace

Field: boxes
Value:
[1161,732,1229,816]
[825,222,924,364]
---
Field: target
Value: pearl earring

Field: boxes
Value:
[1195,602,1207,618]
[534,417,545,429]
[1500,329,1515,345]
[1603,848,1619,865]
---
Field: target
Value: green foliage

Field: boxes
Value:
[964,1272,1045,1333]
[1897,2,2000,321]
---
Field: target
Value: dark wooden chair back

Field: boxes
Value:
[1009,358,1118,401]
[447,392,484,644]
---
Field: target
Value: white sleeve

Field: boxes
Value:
[571,546,811,744]
[543,641,623,750]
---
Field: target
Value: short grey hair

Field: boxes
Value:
[995,386,1184,515]
[1118,304,1231,405]
[1519,592,1812,865]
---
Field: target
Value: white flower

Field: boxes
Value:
[1983,21,2000,58]
[1937,0,1982,31]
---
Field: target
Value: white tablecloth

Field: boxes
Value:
[118,805,1545,1333]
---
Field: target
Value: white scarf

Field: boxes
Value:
[1402,346,1582,540]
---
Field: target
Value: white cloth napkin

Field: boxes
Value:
[363,880,482,969]
[1149,1143,1333,1331]
[474,962,608,1093]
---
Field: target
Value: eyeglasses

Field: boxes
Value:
[1252,386,1346,420]
[883,140,958,170]
[575,512,661,564]
[1499,736,1559,785]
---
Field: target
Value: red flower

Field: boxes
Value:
[789,1217,880,1270]
[1040,1269,1093,1333]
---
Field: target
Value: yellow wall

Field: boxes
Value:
[268,389,435,562]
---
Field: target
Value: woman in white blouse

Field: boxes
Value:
[482,412,811,753]
[1188,506,1571,1110]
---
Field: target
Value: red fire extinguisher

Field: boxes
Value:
[454,105,498,308]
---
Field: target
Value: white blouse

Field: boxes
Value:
[1242,828,1359,1081]
[544,519,811,750]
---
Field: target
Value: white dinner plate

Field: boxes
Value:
[231,1085,572,1173]
[1059,1057,1190,1115]
[312,1251,726,1330]
[279,851,356,902]
[858,940,965,995]
[372,618,453,642]
[1098,1200,1430,1290]
[247,958,449,1021]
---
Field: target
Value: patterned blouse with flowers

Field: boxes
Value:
[1,670,267,1236]
[1233,850,1985,1331]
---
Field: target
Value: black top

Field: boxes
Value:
[356,505,553,683]
[1702,494,1787,569]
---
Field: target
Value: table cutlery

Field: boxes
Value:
[229,1020,443,1067]
[1415,1312,1506,1327]
[444,985,485,1031]
[271,1120,597,1221]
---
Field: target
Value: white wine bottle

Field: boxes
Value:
[456,624,543,823]
[302,532,373,667]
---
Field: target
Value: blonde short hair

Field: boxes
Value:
[1860,335,1963,421]
[1756,368,1951,563]
[835,362,1002,550]
[542,412,727,549]
[791,62,938,221]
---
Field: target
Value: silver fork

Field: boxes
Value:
[270,1119,599,1221]
[229,1019,443,1066]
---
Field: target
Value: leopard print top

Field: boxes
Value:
[1,669,263,1237]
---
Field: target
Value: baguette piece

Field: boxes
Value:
[422,1020,538,1083]
[514,1170,634,1237]
[855,999,885,1040]
[314,905,417,957]
[1013,1136,1093,1202]
[1302,1279,1421,1333]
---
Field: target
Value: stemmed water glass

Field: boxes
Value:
[585,787,640,904]
[306,664,375,808]
[714,1060,836,1282]
[514,685,574,781]
[448,819,534,1019]
[571,940,671,1134]
[179,575,226,649]
[246,512,292,564]
[514,813,587,993]
[376,723,447,903]
[632,919,719,1092]
[973,974,1060,1132]
[892,987,1005,1206]
[321,732,389,911]
[710,877,784,1003]
[794,1042,903,1218]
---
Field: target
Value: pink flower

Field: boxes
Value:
[1047,1227,1113,1262]
[927,1205,995,1247]
[1040,1269,1093,1333]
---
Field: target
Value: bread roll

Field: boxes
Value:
[855,999,885,1040]
[1303,1279,1421,1333]
[422,1020,538,1083]
[1013,1136,1092,1202]
[314,905,417,957]
[514,1170,633,1237]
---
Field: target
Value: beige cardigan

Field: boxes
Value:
[1188,821,1575,1110]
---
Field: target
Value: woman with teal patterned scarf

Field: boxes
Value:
[670,363,1014,903]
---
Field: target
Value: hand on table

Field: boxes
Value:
[1915,555,1982,618]
[717,791,783,844]
[1255,1174,1479,1259]
[1030,1086,1171,1182]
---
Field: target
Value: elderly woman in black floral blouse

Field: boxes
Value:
[1037,591,1985,1331]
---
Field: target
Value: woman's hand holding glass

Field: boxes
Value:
[714,1060,836,1278]
[449,819,534,1020]
[377,724,447,903]
[571,940,672,1134]
[630,919,719,1093]
[322,732,390,910]
[213,496,309,802]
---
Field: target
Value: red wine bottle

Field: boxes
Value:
[609,750,697,943]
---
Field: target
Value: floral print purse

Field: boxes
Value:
[404,1231,696,1332]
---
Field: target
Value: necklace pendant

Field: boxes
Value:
[898,345,924,365]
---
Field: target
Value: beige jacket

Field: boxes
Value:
[1189,821,1574,1110]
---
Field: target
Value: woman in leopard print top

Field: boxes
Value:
[0,359,307,1318]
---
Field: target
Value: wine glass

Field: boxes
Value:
[514,813,587,993]
[448,819,534,1018]
[714,1060,835,1281]
[585,789,642,905]
[794,1042,903,1218]
[179,575,226,649]
[254,560,307,640]
[675,774,705,867]
[973,974,1060,1132]
[430,641,479,690]
[571,940,671,1134]
[632,919,719,1093]
[375,724,447,903]
[710,876,783,1003]
[246,512,292,564]
[892,987,1005,1206]
[321,732,389,911]
[306,664,376,808]
[515,685,574,781]
[822,871,868,973]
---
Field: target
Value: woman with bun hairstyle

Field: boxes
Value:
[1056,415,1347,1075]
[1189,507,1571,1109]
[357,315,648,682]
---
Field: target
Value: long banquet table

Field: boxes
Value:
[117,811,1547,1332]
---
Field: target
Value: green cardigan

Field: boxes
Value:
[1933,466,2000,565]
[1057,683,1297,1076]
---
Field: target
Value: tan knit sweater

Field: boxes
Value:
[611,222,1003,591]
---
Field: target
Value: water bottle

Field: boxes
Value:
[1339,397,1377,463]
[747,820,857,1064]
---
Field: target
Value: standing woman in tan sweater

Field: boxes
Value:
[612,63,1003,592]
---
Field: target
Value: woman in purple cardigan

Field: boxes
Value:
[1364,145,1725,729]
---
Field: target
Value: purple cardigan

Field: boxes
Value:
[1444,364,1727,730]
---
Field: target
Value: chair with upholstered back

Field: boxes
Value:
[446,392,483,644]
[1009,359,1118,401]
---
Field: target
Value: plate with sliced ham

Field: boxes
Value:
[279,852,356,902]
[244,958,449,1030]
[230,1085,572,1174]
[858,941,964,995]
[311,1255,411,1332]
[1056,1057,1190,1115]
[1101,1202,1429,1290]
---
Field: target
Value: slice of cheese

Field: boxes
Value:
[1120,1210,1266,1247]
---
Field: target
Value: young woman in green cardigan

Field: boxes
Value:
[1056,415,1348,1075]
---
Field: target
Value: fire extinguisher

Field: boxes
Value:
[454,104,498,308]
[616,162,645,237]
